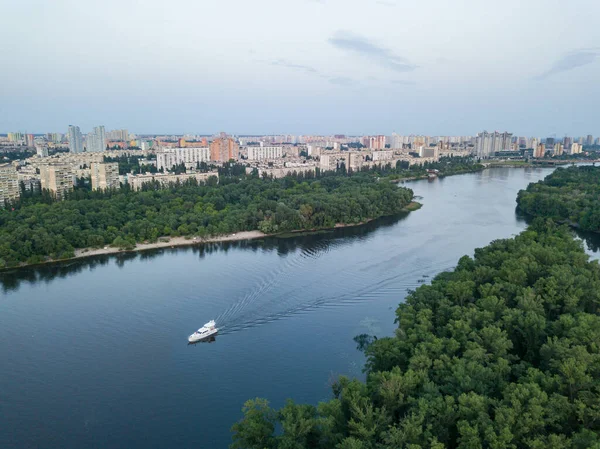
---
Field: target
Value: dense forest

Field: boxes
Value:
[517,165,600,232]
[230,220,600,448]
[0,174,413,268]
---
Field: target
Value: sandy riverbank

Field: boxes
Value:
[73,230,267,260]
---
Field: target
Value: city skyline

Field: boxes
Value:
[2,0,599,136]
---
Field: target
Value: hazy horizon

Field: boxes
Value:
[2,0,599,136]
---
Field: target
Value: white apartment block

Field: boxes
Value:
[128,171,218,190]
[156,147,210,171]
[0,163,20,205]
[90,162,120,190]
[372,150,394,161]
[247,146,283,160]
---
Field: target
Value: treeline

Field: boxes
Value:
[0,174,413,268]
[231,220,600,448]
[103,155,158,175]
[517,165,600,232]
[349,156,484,179]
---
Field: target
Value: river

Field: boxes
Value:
[1,167,599,449]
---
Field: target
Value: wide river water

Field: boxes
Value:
[2,167,599,449]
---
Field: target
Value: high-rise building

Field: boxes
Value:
[475,131,512,158]
[40,164,74,200]
[390,133,403,149]
[26,134,35,147]
[0,163,20,206]
[68,125,84,153]
[106,129,129,141]
[210,137,239,162]
[8,132,23,143]
[534,143,546,158]
[46,132,63,143]
[86,126,107,152]
[586,135,593,146]
[90,163,120,190]
[156,147,211,170]
[570,143,582,155]
[368,135,386,150]
[563,136,572,149]
[553,143,564,156]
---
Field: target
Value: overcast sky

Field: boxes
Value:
[1,0,599,136]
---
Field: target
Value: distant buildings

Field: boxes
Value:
[534,143,546,158]
[553,143,564,156]
[210,137,238,162]
[156,147,210,171]
[25,134,35,147]
[90,162,120,190]
[8,132,23,143]
[128,171,218,190]
[40,164,74,200]
[372,150,394,161]
[0,163,20,206]
[368,135,386,150]
[570,143,582,155]
[86,126,106,153]
[36,145,49,158]
[419,147,440,159]
[46,133,63,143]
[475,131,512,159]
[68,125,84,153]
[247,146,283,160]
[106,129,129,141]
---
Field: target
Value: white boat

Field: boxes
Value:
[188,320,219,343]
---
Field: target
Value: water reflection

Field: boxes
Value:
[0,212,408,293]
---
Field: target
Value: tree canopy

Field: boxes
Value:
[517,165,600,232]
[0,174,413,268]
[231,220,600,448]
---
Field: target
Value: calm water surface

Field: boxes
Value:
[1,167,599,449]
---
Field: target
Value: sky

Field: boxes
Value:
[1,0,599,137]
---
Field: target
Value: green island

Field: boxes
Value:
[0,173,413,269]
[230,219,600,449]
[0,156,482,269]
[517,165,600,232]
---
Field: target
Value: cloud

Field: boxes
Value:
[270,58,319,74]
[376,0,396,6]
[391,80,416,85]
[328,31,417,73]
[535,48,600,80]
[329,77,358,86]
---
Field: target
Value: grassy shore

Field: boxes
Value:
[403,201,422,211]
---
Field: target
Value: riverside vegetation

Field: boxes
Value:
[0,156,481,269]
[517,165,600,233]
[0,173,413,268]
[230,220,600,449]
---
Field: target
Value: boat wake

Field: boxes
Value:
[211,240,455,337]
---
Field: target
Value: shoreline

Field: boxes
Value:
[2,204,423,272]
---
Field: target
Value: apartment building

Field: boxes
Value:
[40,164,74,200]
[90,162,120,190]
[246,146,283,160]
[156,147,210,170]
[127,171,219,190]
[0,163,20,205]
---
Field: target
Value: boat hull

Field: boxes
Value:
[188,328,219,343]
